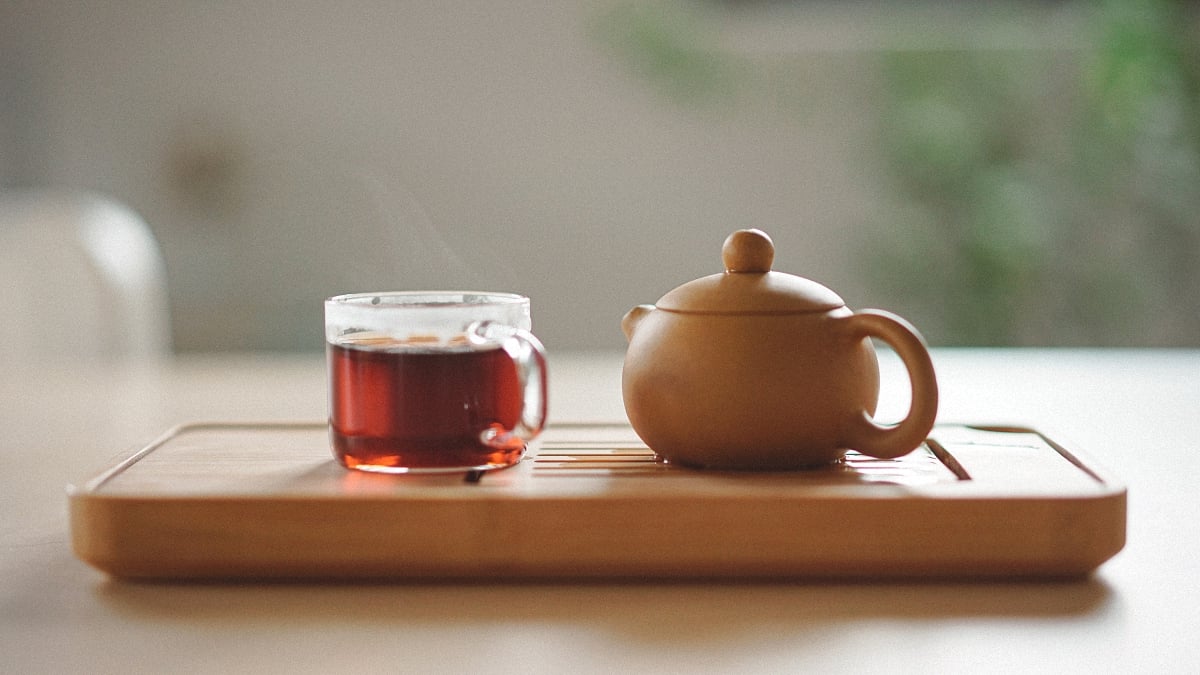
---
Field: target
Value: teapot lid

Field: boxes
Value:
[656,229,845,314]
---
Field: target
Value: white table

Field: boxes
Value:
[2,349,1198,673]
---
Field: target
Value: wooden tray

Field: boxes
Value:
[69,422,1125,581]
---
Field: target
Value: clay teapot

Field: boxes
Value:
[621,229,938,470]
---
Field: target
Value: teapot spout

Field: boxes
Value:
[621,305,656,342]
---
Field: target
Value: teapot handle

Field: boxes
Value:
[840,309,939,459]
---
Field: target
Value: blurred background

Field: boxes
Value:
[1,0,1197,353]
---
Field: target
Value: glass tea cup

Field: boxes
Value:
[324,291,547,474]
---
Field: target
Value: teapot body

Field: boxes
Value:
[621,306,880,469]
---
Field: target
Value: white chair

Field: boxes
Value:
[0,189,172,363]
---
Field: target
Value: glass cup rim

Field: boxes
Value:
[324,291,533,345]
[326,291,529,308]
[324,291,525,307]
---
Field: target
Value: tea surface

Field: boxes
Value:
[327,339,524,472]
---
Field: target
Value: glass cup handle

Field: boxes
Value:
[470,321,548,441]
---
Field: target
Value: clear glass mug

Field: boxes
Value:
[324,291,547,474]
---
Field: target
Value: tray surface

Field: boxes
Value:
[69,422,1125,580]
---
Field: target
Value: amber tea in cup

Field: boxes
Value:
[325,292,547,474]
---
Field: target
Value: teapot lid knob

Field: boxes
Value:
[722,229,774,273]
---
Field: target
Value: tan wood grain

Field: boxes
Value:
[69,422,1125,580]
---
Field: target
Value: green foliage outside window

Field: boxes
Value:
[599,0,1200,346]
[871,0,1200,345]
